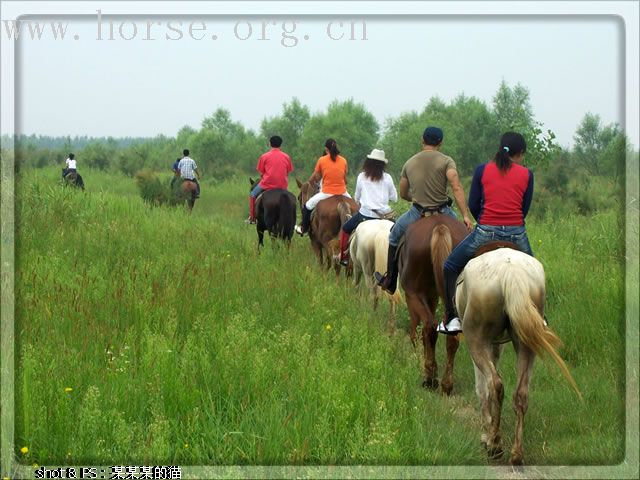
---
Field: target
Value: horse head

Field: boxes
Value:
[295,177,319,211]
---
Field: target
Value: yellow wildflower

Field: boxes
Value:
[325,324,332,331]
[20,446,28,454]
[184,443,189,448]
[64,387,73,392]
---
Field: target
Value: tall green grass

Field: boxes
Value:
[14,167,625,466]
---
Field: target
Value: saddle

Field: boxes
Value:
[473,240,521,258]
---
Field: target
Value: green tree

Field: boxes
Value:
[260,98,310,161]
[297,99,379,175]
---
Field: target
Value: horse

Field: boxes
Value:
[62,169,85,191]
[398,214,468,395]
[296,179,359,276]
[456,245,581,465]
[349,219,403,333]
[180,179,198,212]
[250,178,297,251]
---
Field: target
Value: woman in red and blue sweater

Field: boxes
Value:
[438,132,535,335]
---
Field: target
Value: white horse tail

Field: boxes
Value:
[502,266,582,399]
[430,224,452,299]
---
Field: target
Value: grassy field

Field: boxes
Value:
[12,166,626,466]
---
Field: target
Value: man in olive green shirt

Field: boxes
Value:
[375,126,473,294]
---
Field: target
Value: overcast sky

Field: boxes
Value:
[12,14,627,148]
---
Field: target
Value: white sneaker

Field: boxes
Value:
[437,317,462,335]
[294,225,306,236]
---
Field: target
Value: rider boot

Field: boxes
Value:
[296,206,312,236]
[339,230,351,266]
[374,244,398,294]
[437,268,462,335]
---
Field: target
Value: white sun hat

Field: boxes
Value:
[366,148,388,163]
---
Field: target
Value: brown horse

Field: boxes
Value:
[250,178,297,251]
[456,246,581,465]
[398,214,468,395]
[296,179,358,276]
[180,179,198,212]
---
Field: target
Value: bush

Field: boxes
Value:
[134,169,180,207]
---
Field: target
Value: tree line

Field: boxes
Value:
[5,81,630,186]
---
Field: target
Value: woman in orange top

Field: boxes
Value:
[295,138,351,235]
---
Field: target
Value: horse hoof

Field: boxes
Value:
[422,378,439,390]
[487,446,504,460]
[441,383,453,396]
[509,455,524,467]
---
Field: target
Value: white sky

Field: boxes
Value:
[9,14,628,148]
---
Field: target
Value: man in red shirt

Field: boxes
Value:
[247,136,294,224]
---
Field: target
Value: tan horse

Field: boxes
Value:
[296,179,358,276]
[398,214,468,394]
[457,246,581,465]
[180,180,198,212]
[349,219,403,333]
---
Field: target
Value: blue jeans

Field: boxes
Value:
[342,211,375,234]
[389,205,457,247]
[250,184,265,198]
[444,224,534,276]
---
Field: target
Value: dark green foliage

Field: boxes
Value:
[134,168,180,206]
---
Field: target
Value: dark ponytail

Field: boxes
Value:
[325,138,340,162]
[494,132,526,173]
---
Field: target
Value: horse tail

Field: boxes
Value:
[430,224,452,299]
[503,266,582,399]
[279,192,296,240]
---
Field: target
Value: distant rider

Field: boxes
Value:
[177,149,201,198]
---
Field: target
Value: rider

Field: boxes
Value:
[437,132,535,335]
[295,138,351,236]
[63,153,77,179]
[337,148,397,266]
[374,126,473,294]
[177,149,201,198]
[246,135,294,224]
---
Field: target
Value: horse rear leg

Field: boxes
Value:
[441,333,460,396]
[509,339,535,466]
[406,293,438,389]
[468,336,505,459]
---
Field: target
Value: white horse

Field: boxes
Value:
[456,247,581,465]
[349,219,403,333]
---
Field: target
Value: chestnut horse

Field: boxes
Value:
[180,180,198,212]
[296,179,358,276]
[456,246,581,465]
[398,214,468,395]
[250,178,297,251]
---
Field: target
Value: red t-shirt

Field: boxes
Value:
[257,148,293,190]
[471,162,532,226]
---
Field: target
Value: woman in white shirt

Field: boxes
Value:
[338,149,398,265]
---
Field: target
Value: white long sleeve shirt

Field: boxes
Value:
[355,172,398,218]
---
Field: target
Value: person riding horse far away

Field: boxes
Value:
[246,135,294,224]
[438,132,536,335]
[62,153,77,179]
[295,138,352,236]
[337,148,397,266]
[374,126,473,294]
[177,149,201,198]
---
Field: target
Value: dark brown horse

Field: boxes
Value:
[180,180,198,212]
[250,178,297,251]
[398,214,468,395]
[296,179,358,276]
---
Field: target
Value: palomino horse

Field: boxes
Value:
[398,214,468,395]
[180,179,198,212]
[250,178,297,251]
[457,245,581,465]
[349,219,403,333]
[296,179,358,276]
